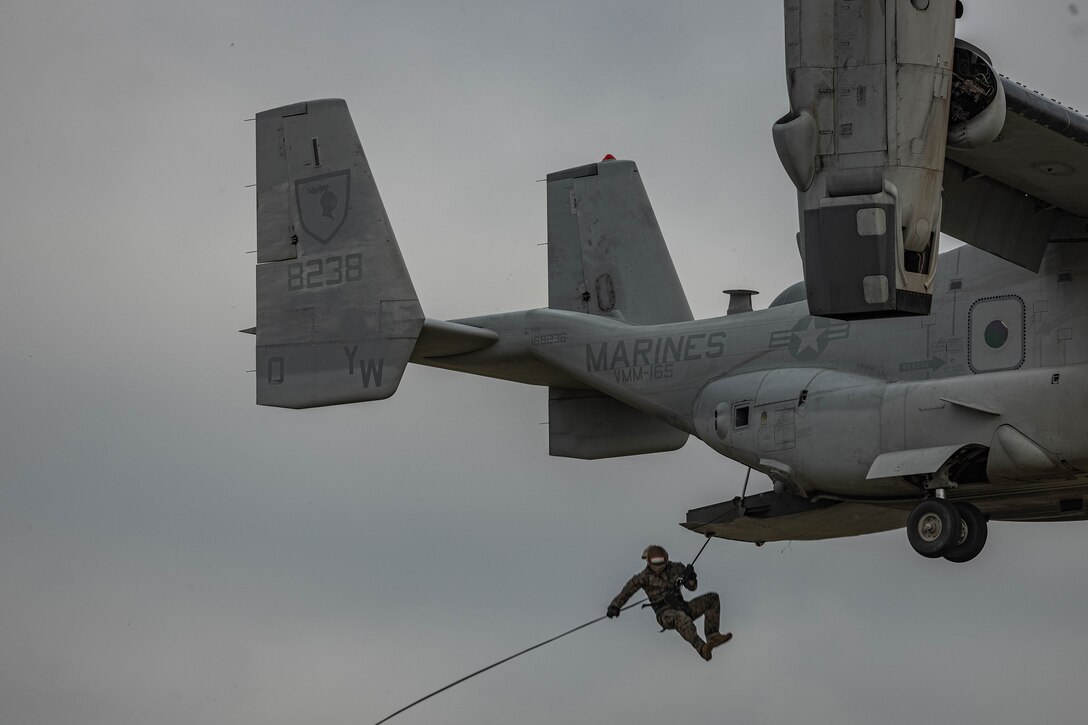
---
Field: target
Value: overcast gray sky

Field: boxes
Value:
[2,2,1087,724]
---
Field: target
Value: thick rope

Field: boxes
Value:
[375,466,752,723]
[688,466,753,568]
[373,597,648,725]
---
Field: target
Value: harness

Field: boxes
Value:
[642,579,693,620]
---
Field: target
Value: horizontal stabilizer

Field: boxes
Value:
[549,387,687,460]
[254,99,423,408]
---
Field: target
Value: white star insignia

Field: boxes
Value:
[792,318,824,355]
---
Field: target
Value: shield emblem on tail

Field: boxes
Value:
[295,170,351,244]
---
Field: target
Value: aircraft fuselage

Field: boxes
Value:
[423,242,1088,520]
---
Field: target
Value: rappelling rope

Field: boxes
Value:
[373,597,648,725]
[687,466,753,568]
[373,466,754,724]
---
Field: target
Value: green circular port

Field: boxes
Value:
[984,320,1009,349]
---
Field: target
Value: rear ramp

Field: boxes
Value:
[685,492,909,542]
[254,99,424,408]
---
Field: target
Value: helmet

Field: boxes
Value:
[642,545,669,572]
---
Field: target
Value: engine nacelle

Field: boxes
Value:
[947,40,1006,150]
[775,0,960,319]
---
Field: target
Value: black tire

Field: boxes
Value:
[944,503,988,563]
[907,499,962,558]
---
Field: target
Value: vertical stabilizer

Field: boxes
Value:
[254,99,423,408]
[546,159,693,325]
[545,158,691,458]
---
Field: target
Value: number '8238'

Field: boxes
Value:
[286,254,363,291]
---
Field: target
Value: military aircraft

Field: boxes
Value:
[248,1,1088,563]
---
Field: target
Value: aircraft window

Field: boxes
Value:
[968,296,1024,373]
[984,320,1009,349]
[733,404,750,429]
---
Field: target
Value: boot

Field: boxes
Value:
[707,632,733,648]
[698,640,713,661]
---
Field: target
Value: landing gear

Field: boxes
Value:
[944,503,988,563]
[906,498,962,558]
[907,498,989,561]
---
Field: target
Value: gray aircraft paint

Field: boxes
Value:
[263,192,1088,534]
[440,242,1083,446]
[252,10,1088,556]
[254,100,424,409]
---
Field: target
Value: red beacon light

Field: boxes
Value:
[601,154,616,161]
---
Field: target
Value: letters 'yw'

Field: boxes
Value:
[344,346,384,388]
[296,170,351,244]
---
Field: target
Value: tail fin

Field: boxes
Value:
[254,99,423,408]
[546,158,693,324]
[546,158,691,459]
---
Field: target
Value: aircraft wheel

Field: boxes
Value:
[944,503,988,563]
[907,499,962,558]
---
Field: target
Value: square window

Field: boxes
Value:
[733,404,750,429]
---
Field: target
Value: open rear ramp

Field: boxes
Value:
[254,99,423,408]
[685,492,909,542]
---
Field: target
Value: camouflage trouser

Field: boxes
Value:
[656,592,721,652]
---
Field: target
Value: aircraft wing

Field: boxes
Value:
[942,77,1088,271]
[683,491,909,543]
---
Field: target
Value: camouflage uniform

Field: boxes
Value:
[609,561,722,655]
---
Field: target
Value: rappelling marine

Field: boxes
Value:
[607,545,731,661]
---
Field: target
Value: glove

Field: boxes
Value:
[606,605,621,619]
[683,564,696,580]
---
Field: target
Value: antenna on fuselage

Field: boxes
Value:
[723,289,758,315]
